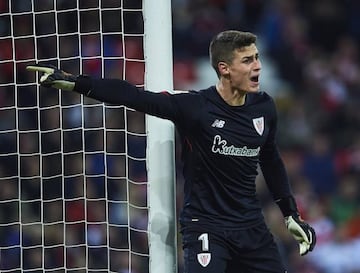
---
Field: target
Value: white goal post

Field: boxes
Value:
[144,0,178,273]
[0,0,177,272]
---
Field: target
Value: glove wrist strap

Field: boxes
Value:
[276,196,299,217]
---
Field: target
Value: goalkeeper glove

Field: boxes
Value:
[276,196,316,256]
[285,214,316,256]
[26,64,77,91]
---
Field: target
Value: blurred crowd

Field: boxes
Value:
[0,0,360,273]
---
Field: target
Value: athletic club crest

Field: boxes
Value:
[197,253,211,267]
[252,117,264,136]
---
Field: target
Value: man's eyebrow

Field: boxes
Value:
[241,53,259,60]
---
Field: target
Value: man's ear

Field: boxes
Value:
[218,61,229,77]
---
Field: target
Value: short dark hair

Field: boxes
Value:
[209,30,257,77]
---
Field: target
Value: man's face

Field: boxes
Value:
[220,43,261,92]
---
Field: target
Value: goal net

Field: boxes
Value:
[0,1,176,272]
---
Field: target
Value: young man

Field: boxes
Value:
[27,30,316,273]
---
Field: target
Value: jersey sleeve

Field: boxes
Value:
[75,77,202,128]
[259,97,293,200]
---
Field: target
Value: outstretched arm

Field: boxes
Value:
[26,64,194,123]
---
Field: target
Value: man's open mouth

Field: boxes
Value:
[250,75,259,83]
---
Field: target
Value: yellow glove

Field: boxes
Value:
[26,64,76,91]
[285,214,316,256]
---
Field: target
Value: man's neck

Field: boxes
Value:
[216,82,247,106]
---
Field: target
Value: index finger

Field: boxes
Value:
[26,66,54,74]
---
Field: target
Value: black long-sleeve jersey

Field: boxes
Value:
[79,78,292,229]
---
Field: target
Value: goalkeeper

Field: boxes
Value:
[28,30,316,273]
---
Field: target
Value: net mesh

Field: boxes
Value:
[0,0,149,272]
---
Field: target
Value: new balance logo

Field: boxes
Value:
[211,119,225,128]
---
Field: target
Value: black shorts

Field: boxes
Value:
[181,222,286,273]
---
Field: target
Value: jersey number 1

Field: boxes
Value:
[198,233,209,251]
